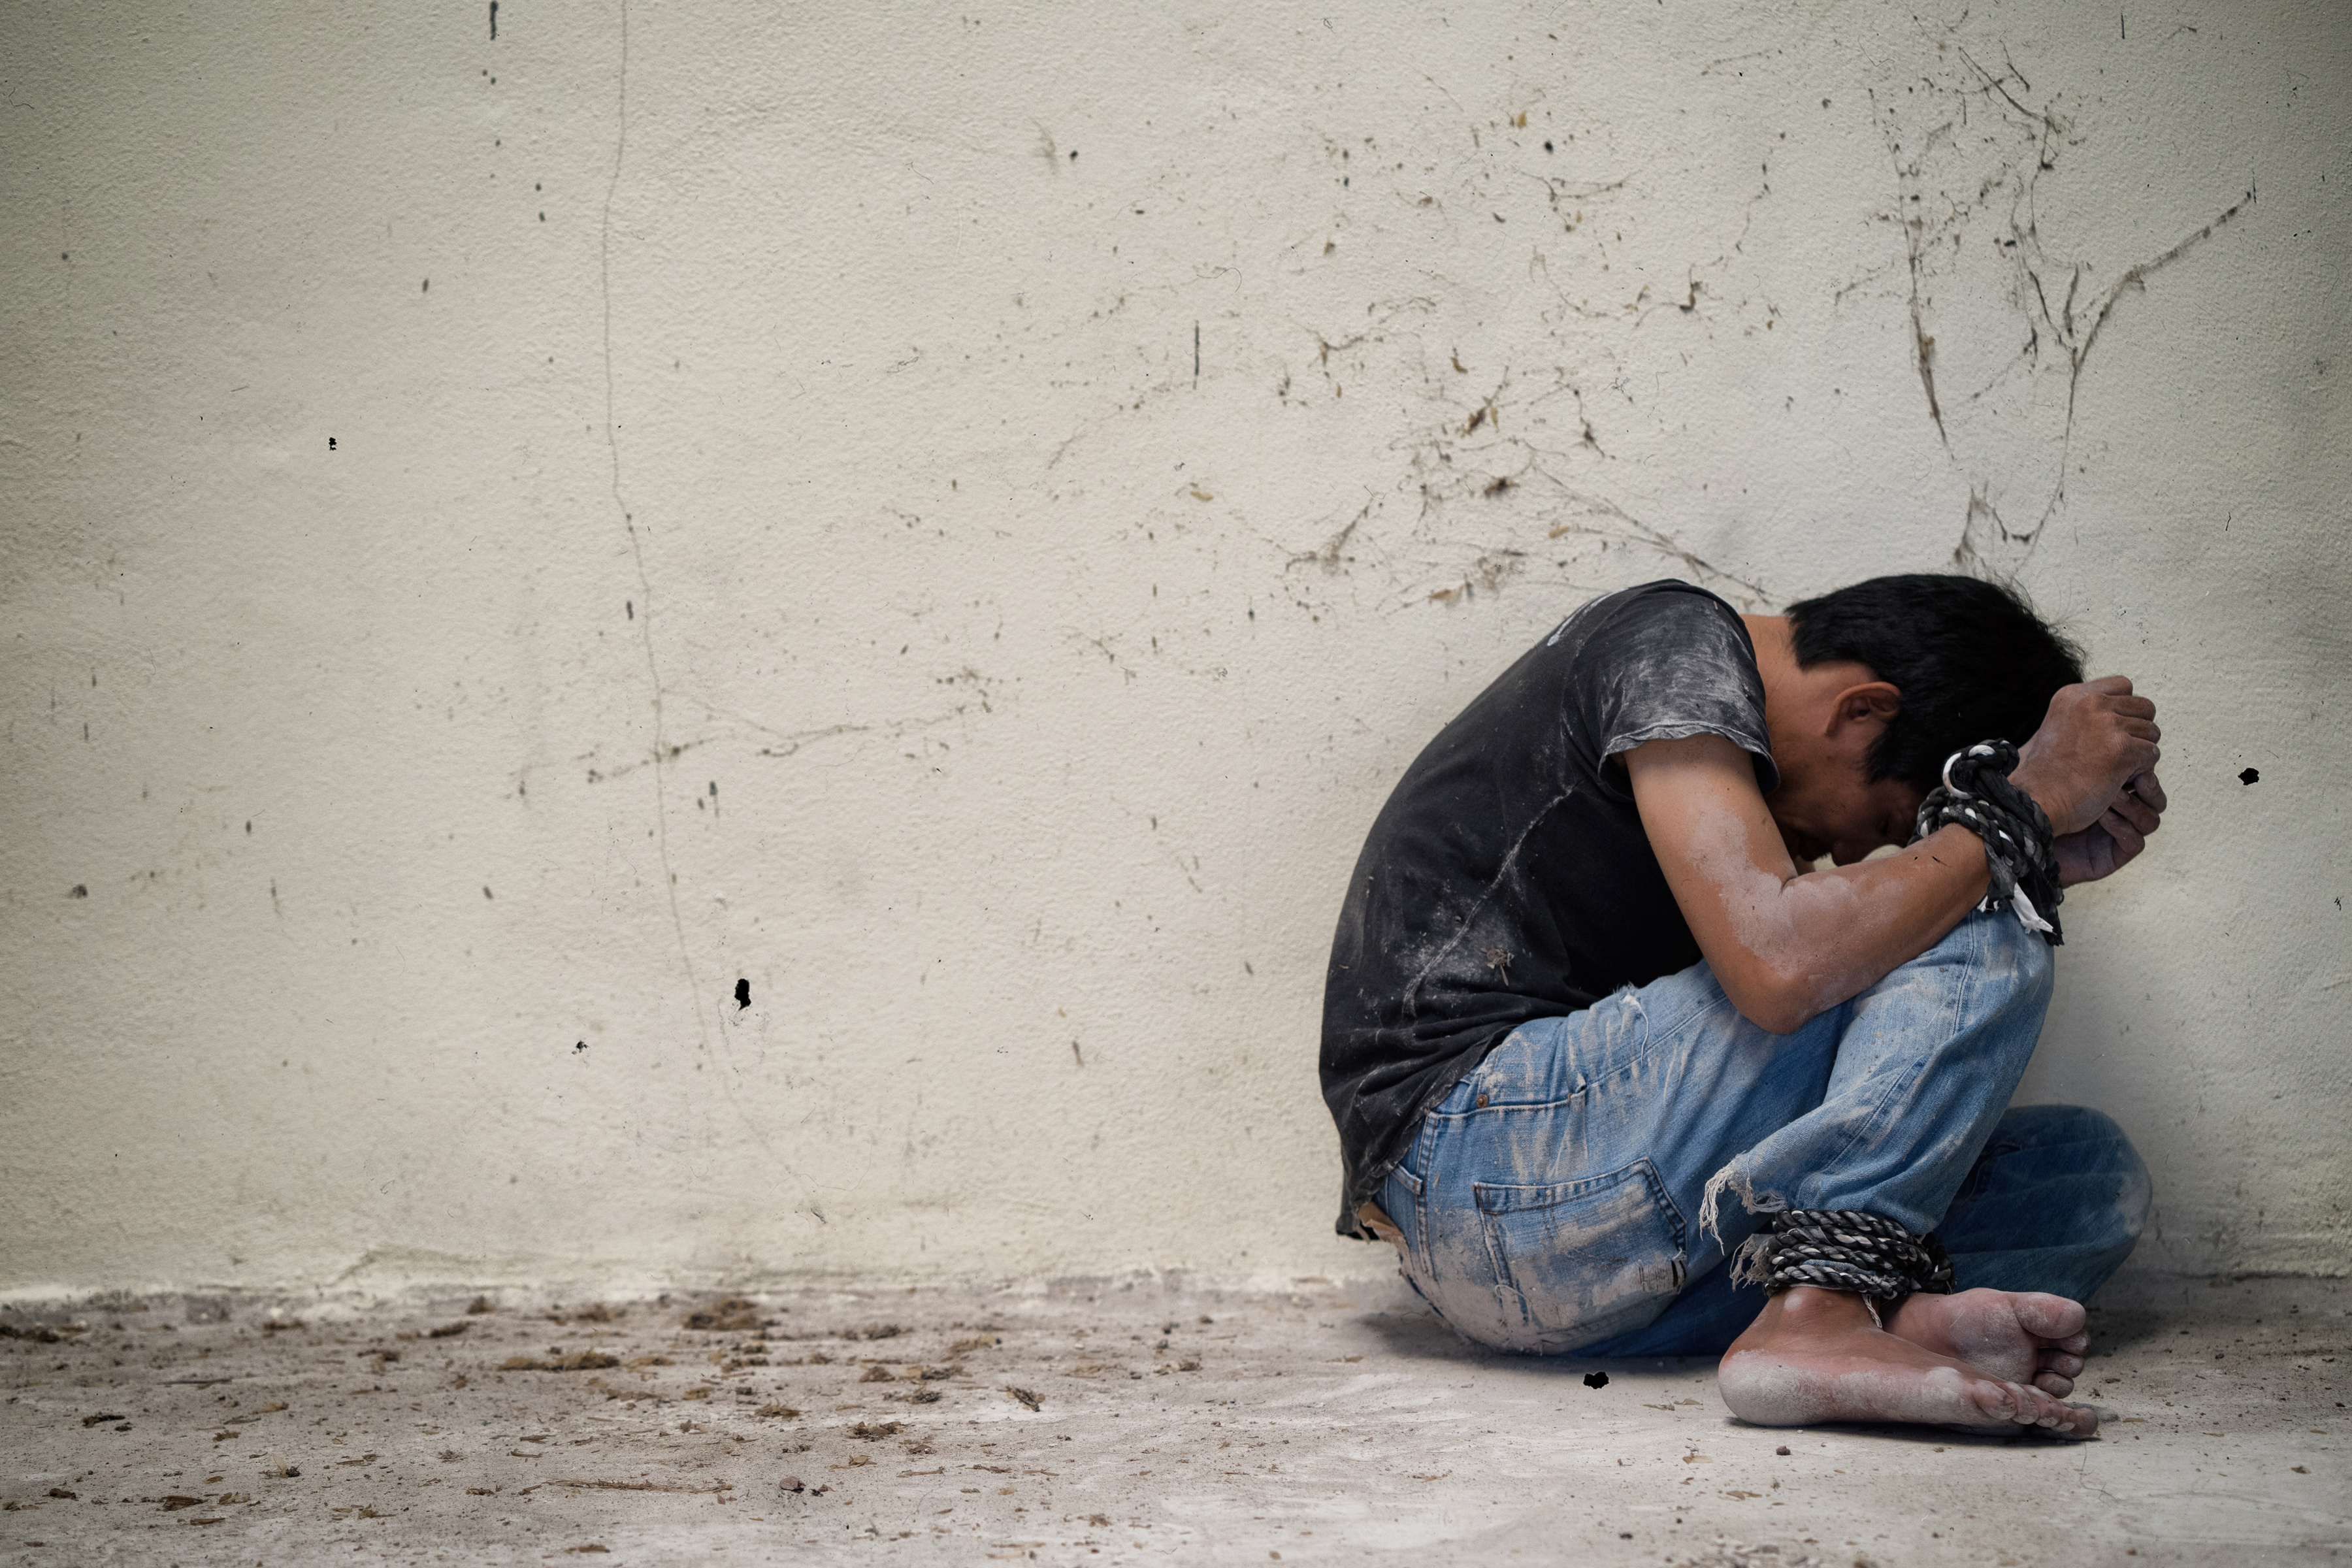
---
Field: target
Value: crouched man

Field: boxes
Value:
[1322,576,2164,1434]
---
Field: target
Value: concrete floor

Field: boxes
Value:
[2,1273,2344,1566]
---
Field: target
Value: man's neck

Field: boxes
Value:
[1741,615,1803,755]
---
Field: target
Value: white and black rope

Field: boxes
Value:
[1737,1209,1956,1303]
[1912,739,2063,945]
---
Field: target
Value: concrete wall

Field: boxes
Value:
[3,0,2345,1298]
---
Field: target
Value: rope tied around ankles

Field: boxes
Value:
[1732,1209,1956,1303]
[1912,739,2063,945]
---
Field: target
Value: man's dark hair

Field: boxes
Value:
[1784,574,2085,792]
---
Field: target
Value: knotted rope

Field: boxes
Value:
[1731,1209,1956,1303]
[1912,740,2063,945]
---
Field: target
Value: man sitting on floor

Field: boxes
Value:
[1322,575,2164,1434]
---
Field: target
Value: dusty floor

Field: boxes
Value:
[1,1273,2344,1566]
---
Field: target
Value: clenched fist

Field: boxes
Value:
[2011,677,2166,887]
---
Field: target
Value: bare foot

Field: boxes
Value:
[1718,1287,2097,1436]
[1886,1288,2089,1396]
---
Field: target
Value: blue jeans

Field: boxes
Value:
[1375,908,2151,1355]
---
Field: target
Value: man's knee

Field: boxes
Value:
[1873,906,2054,1056]
[1895,906,2056,1043]
[1997,1102,2151,1247]
[2068,1105,2151,1246]
[1969,904,2057,1011]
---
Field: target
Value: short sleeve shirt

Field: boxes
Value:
[1319,581,1777,1236]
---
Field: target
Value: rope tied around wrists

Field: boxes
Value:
[1912,739,2064,945]
[1731,1209,1956,1305]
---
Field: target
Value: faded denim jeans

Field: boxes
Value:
[1375,907,2151,1355]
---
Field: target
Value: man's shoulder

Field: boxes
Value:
[1540,580,1756,672]
[1546,578,1747,645]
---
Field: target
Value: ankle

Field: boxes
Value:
[1769,1286,1882,1330]
[1729,1287,1883,1356]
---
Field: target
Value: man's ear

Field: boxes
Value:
[1825,681,1903,736]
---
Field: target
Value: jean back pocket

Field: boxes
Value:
[1474,1158,1687,1351]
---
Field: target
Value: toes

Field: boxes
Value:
[1957,1360,2099,1435]
[2007,1382,2091,1431]
[2010,1292,2089,1343]
[2038,1350,2085,1379]
[2012,1382,2098,1435]
[1967,1379,2022,1425]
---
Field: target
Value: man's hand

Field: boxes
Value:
[2051,770,2166,887]
[2011,678,2162,836]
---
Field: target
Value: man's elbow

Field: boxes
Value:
[1720,970,1829,1037]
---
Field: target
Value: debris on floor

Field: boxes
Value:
[0,1275,2342,1564]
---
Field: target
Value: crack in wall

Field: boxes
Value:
[1957,180,2255,574]
[1272,329,1776,615]
[599,0,708,1064]
[1407,362,1772,608]
[1538,488,1770,608]
[599,0,806,1194]
[1875,30,2257,580]
[1256,110,1801,619]
[2057,185,2257,430]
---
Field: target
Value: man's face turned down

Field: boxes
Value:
[1768,727,1927,870]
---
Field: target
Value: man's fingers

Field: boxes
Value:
[2108,792,2161,836]
[2123,739,2162,783]
[2082,675,2136,696]
[2097,808,2147,861]
[2124,770,2168,813]
[2106,694,2158,721]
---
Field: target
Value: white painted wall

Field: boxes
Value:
[3,0,2345,1297]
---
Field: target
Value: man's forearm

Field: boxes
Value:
[1630,734,1994,1034]
[1744,826,1994,1030]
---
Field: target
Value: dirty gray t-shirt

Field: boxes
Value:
[1320,581,1777,1237]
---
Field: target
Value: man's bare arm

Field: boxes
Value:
[1626,738,1991,1033]
[1627,677,2163,1034]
